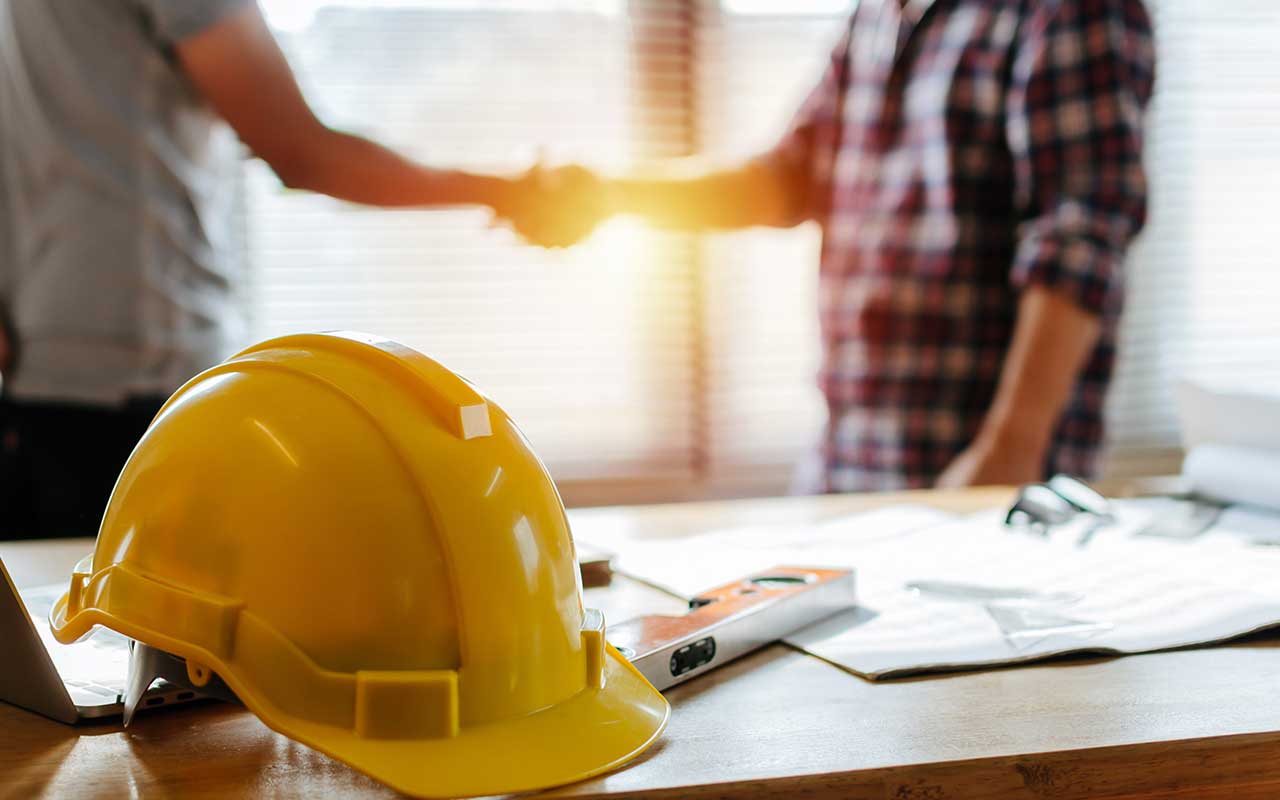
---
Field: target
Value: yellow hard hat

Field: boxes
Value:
[50,332,668,798]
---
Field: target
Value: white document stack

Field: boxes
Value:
[583,502,1280,679]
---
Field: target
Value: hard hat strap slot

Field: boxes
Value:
[66,563,465,740]
[70,564,243,662]
[355,670,460,739]
[234,613,463,740]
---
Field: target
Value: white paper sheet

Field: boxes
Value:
[595,501,1280,679]
[791,507,1280,677]
[578,504,955,598]
[1212,505,1280,546]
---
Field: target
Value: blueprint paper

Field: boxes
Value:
[789,508,1280,677]
[578,505,954,598]
[596,501,1280,679]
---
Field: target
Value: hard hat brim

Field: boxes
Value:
[276,642,670,798]
[52,593,667,798]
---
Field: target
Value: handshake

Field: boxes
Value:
[490,164,615,249]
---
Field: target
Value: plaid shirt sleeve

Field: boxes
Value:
[756,23,852,226]
[1005,0,1156,314]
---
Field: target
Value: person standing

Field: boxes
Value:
[0,0,560,537]
[512,0,1155,492]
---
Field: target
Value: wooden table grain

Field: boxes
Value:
[3,487,1279,800]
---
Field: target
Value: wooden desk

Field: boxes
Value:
[4,488,1280,799]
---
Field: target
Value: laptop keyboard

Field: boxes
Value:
[65,679,122,699]
[20,584,133,696]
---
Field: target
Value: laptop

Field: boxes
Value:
[0,557,202,723]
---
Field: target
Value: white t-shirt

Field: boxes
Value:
[0,0,253,405]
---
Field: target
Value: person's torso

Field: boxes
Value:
[0,0,244,404]
[813,0,1116,490]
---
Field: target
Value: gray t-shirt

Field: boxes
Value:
[0,0,252,405]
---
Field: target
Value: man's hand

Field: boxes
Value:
[495,164,609,249]
[936,286,1103,489]
[935,431,1045,488]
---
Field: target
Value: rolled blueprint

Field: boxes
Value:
[1183,443,1280,512]
[1179,382,1280,451]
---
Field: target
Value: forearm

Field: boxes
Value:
[173,9,511,212]
[271,126,511,210]
[606,158,805,232]
[975,286,1103,461]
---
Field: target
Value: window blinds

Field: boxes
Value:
[1102,0,1280,477]
[248,2,699,488]
[248,0,845,499]
[246,0,1280,499]
[697,4,847,485]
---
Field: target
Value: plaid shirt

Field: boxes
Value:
[770,0,1155,491]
